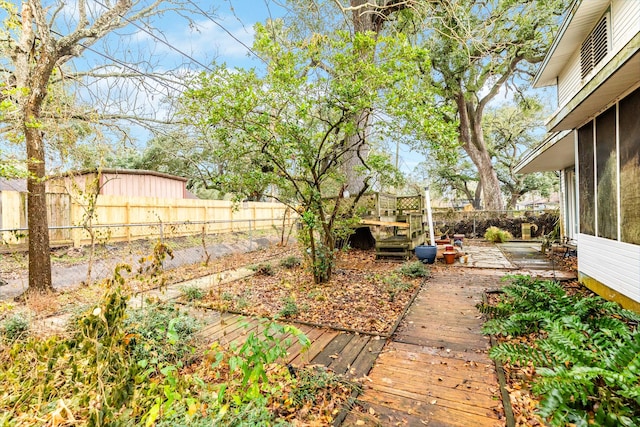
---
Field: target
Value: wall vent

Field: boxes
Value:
[580,14,609,79]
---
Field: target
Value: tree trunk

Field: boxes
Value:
[507,192,521,210]
[20,3,56,294]
[339,0,380,194]
[341,109,371,194]
[457,94,505,210]
[25,119,53,293]
[473,183,482,210]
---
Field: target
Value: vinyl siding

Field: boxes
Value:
[578,233,640,303]
[556,0,640,111]
[611,0,640,51]
[558,50,582,107]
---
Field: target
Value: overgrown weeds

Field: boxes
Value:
[180,284,205,301]
[0,312,30,341]
[0,258,357,426]
[480,275,640,426]
[280,255,301,269]
[251,262,275,276]
[278,296,300,318]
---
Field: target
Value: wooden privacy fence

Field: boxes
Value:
[0,191,295,247]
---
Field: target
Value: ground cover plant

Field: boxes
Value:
[0,268,359,426]
[479,275,640,426]
[199,250,427,335]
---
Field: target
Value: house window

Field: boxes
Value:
[580,13,609,79]
[595,106,617,240]
[578,123,595,235]
[619,87,640,245]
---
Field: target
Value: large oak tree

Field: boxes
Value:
[409,0,563,209]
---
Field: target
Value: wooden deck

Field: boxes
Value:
[197,312,386,377]
[342,270,505,426]
[194,269,505,426]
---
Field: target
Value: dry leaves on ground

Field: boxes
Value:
[200,249,425,335]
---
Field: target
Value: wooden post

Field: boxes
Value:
[124,201,131,243]
[68,197,79,247]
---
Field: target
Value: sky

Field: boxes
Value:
[65,1,293,156]
[69,0,557,176]
[2,1,557,176]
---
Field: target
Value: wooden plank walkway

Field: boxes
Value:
[342,269,505,426]
[197,311,386,377]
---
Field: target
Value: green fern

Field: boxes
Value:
[533,326,640,425]
[488,342,552,367]
[483,275,640,425]
[475,301,512,318]
[482,311,548,336]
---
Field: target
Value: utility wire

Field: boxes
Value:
[12,7,188,96]
[47,28,186,94]
[185,0,268,65]
[92,0,215,73]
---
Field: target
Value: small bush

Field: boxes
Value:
[384,273,412,302]
[280,256,301,269]
[398,261,430,278]
[180,285,205,301]
[484,226,513,243]
[252,262,274,276]
[279,296,299,318]
[1,312,30,341]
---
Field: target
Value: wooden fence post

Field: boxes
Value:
[70,198,82,248]
[124,202,131,243]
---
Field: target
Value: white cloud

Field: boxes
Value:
[140,15,257,68]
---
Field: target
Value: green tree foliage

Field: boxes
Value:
[413,155,481,209]
[484,99,559,209]
[403,0,564,210]
[179,22,446,283]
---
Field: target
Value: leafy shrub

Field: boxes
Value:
[478,275,631,337]
[398,261,430,278]
[0,312,30,341]
[124,302,201,366]
[384,273,412,302]
[180,285,205,301]
[483,275,640,425]
[0,266,354,426]
[280,255,301,269]
[252,262,274,276]
[484,226,513,243]
[279,296,299,318]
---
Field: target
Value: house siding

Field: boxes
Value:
[556,0,640,111]
[611,0,640,49]
[578,233,640,303]
[558,51,582,107]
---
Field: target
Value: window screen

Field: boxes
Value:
[578,122,595,235]
[619,87,640,244]
[595,106,617,240]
